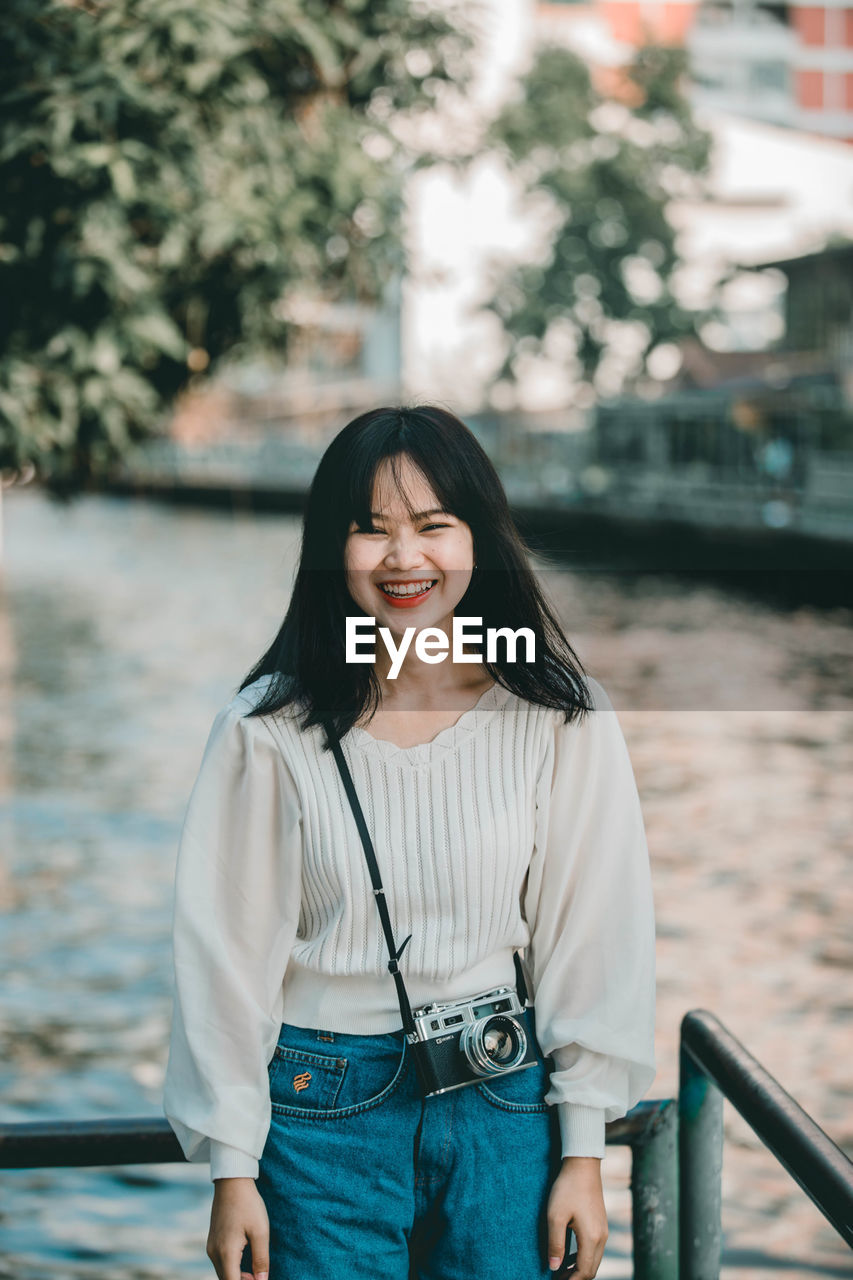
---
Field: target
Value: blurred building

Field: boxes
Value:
[664,111,853,349]
[687,0,796,128]
[750,241,853,408]
[537,0,853,144]
[637,241,853,481]
[760,241,853,359]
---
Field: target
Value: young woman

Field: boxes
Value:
[163,404,656,1280]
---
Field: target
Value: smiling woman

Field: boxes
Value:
[343,458,481,681]
[162,404,656,1280]
[230,409,594,730]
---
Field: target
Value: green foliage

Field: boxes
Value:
[0,0,473,494]
[482,42,713,400]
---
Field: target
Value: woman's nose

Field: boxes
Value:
[383,534,426,568]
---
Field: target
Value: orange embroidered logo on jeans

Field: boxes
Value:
[293,1071,312,1093]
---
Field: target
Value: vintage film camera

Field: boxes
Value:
[406,981,540,1096]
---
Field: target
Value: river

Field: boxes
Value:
[0,487,850,1279]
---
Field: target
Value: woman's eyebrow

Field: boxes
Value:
[368,508,450,520]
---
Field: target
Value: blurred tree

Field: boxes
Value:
[0,0,473,496]
[481,43,713,404]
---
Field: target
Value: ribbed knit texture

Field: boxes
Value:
[162,673,657,1182]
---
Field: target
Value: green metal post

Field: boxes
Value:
[631,1098,678,1280]
[680,1045,724,1280]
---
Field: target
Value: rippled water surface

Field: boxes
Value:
[0,488,850,1280]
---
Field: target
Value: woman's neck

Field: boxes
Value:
[373,652,493,708]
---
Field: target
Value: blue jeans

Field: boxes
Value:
[241,1005,570,1280]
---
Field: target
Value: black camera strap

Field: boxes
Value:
[322,718,529,1037]
[324,718,417,1038]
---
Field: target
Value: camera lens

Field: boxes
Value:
[460,1014,527,1076]
[483,1024,515,1062]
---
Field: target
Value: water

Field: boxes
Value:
[0,487,850,1279]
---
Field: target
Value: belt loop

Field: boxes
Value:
[316,1029,335,1043]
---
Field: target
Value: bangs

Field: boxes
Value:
[345,447,463,531]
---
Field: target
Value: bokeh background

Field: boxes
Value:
[1,1,851,1277]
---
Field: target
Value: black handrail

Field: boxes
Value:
[13,1013,847,1277]
[0,1099,664,1169]
[0,1099,679,1279]
[0,1117,183,1170]
[681,1009,853,1249]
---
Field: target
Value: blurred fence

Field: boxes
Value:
[106,399,853,546]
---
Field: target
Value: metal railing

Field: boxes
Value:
[0,1100,677,1279]
[1,1010,850,1279]
[680,1009,853,1279]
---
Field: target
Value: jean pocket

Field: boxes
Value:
[268,1044,348,1112]
[475,1055,552,1113]
[268,1028,409,1119]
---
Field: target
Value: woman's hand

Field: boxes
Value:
[207,1177,270,1280]
[546,1156,608,1278]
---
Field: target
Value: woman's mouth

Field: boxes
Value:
[376,579,438,607]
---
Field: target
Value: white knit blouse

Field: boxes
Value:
[162,672,656,1182]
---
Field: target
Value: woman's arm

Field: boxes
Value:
[163,699,303,1182]
[521,677,656,1275]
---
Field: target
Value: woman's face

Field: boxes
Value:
[344,455,476,642]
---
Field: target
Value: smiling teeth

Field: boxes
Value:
[380,580,436,597]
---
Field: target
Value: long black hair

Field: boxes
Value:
[238,403,594,747]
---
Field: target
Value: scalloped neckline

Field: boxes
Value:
[346,682,511,762]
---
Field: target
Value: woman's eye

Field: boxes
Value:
[358,523,448,534]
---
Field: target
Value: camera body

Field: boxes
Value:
[405,982,540,1096]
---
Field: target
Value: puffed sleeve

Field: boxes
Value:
[520,676,656,1159]
[162,699,303,1181]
